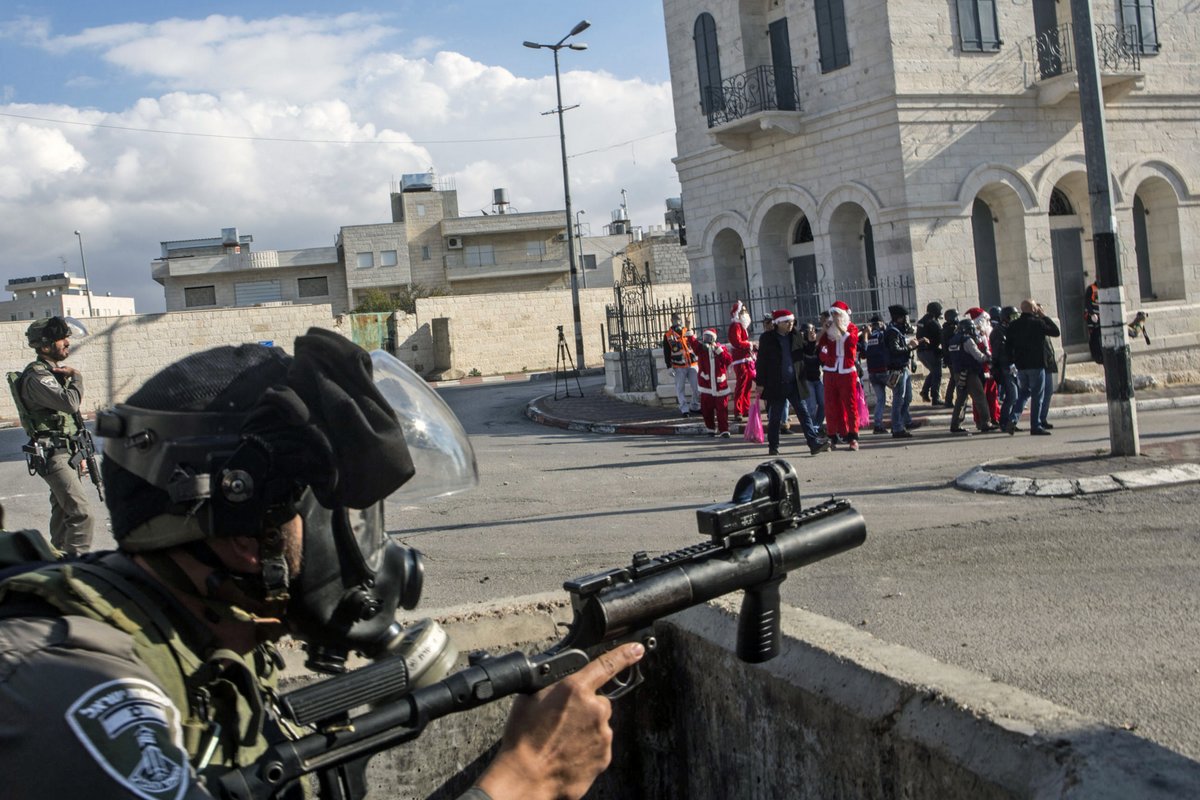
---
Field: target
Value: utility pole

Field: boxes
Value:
[1069,0,1139,455]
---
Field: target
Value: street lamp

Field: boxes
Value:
[73,230,95,318]
[525,19,590,370]
[575,209,587,289]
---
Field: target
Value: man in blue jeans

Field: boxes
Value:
[1005,298,1061,436]
[754,309,831,457]
[860,315,889,434]
[883,305,918,438]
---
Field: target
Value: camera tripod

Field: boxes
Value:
[554,325,583,399]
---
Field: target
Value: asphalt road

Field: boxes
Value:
[2,376,1198,761]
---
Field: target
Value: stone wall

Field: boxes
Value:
[1,305,343,419]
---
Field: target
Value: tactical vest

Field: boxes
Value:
[947,332,967,372]
[0,536,282,782]
[7,360,79,438]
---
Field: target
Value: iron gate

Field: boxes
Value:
[608,259,659,393]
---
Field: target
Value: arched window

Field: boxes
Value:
[793,215,813,244]
[694,13,723,116]
[1048,187,1074,216]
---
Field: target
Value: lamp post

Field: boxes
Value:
[575,209,587,289]
[525,19,590,370]
[73,230,95,318]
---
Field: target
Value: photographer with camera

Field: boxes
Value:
[1005,299,1061,436]
[0,331,644,800]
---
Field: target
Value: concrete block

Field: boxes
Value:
[1029,478,1080,497]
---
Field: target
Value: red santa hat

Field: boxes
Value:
[771,309,795,324]
[965,307,987,320]
[730,300,745,321]
[829,300,851,315]
[702,328,718,342]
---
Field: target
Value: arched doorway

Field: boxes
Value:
[1132,177,1185,301]
[828,202,876,317]
[713,228,748,300]
[1048,186,1086,346]
[972,198,1001,307]
[791,215,819,319]
[970,183,1031,308]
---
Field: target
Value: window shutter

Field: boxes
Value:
[978,0,1001,50]
[957,0,981,51]
[1136,0,1159,53]
[694,14,723,114]
[816,0,837,72]
[830,0,850,68]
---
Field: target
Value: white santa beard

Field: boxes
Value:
[735,312,751,328]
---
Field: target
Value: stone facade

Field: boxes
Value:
[663,0,1199,363]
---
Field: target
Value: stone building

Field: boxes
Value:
[662,0,1198,360]
[154,176,636,314]
[3,272,136,321]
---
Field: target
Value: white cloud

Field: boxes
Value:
[0,13,679,313]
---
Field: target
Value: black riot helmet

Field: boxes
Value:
[26,316,72,347]
[96,329,478,671]
[926,301,943,317]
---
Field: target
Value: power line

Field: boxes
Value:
[569,129,674,159]
[0,110,558,146]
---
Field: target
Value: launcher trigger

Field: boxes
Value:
[602,662,644,700]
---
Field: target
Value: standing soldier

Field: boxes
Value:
[7,316,93,554]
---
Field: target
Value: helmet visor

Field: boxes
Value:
[370,350,478,502]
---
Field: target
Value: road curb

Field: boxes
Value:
[955,460,1200,496]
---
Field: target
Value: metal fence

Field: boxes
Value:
[605,276,916,392]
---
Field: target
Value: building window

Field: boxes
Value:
[234,280,283,307]
[527,240,547,258]
[815,0,850,72]
[356,252,374,269]
[421,245,431,261]
[694,13,723,116]
[582,254,598,271]
[184,285,217,308]
[297,276,329,298]
[465,244,495,267]
[380,250,398,267]
[1049,188,1075,216]
[957,0,1001,52]
[1121,0,1159,54]
[416,204,427,218]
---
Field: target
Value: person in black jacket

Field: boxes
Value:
[916,302,944,406]
[883,305,918,438]
[1005,299,1060,435]
[754,310,831,457]
[940,309,960,409]
[798,322,825,432]
[990,306,1020,432]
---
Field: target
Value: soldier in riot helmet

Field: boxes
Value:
[7,316,93,554]
[0,330,643,800]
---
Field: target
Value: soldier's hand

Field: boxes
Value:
[52,366,79,380]
[475,642,646,800]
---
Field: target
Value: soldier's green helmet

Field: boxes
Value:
[25,316,71,347]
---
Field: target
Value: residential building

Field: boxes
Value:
[154,177,648,314]
[153,228,343,313]
[663,0,1198,353]
[3,272,136,321]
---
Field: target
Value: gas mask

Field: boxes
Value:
[97,334,477,673]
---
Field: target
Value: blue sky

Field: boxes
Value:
[0,2,679,312]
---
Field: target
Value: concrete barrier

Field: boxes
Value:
[277,596,1200,799]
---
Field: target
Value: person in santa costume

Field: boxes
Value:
[819,300,862,450]
[727,300,756,422]
[695,329,734,437]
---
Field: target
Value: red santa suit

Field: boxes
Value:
[727,301,756,418]
[696,330,734,435]
[819,301,861,442]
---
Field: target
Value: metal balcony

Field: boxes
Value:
[1031,23,1144,105]
[705,65,802,150]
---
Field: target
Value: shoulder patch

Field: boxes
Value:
[39,375,61,389]
[65,678,191,800]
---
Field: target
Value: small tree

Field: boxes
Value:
[351,284,447,314]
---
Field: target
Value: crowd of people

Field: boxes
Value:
[663,295,1063,456]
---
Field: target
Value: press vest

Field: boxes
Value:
[863,329,888,373]
[664,328,696,368]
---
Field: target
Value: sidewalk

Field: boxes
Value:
[526,383,1200,496]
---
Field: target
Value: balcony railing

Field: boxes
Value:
[706,65,801,128]
[1032,23,1140,81]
